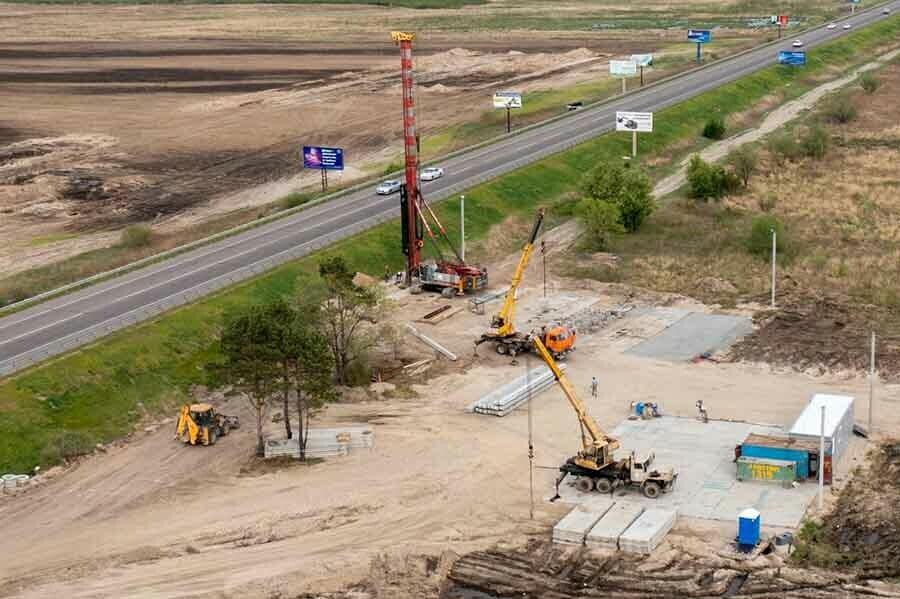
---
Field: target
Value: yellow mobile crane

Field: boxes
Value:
[532,335,677,499]
[475,209,575,358]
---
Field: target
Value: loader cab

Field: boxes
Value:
[190,403,215,426]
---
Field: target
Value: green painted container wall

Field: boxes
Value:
[736,456,797,482]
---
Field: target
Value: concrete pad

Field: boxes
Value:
[618,508,677,555]
[555,417,818,528]
[585,501,644,550]
[626,311,753,361]
[553,500,614,545]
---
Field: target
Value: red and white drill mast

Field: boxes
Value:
[391,31,421,282]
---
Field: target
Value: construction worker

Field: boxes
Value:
[591,376,599,399]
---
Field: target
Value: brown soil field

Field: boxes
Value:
[0,2,771,278]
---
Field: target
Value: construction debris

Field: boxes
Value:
[405,324,458,361]
[264,426,374,459]
[466,364,563,416]
[418,304,463,325]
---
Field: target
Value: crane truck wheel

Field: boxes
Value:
[441,287,454,299]
[642,481,661,498]
[595,478,612,493]
[496,343,508,355]
[575,477,594,493]
[208,429,218,446]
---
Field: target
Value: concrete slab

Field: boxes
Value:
[553,500,614,545]
[585,502,644,550]
[555,417,818,528]
[626,311,753,361]
[618,508,677,555]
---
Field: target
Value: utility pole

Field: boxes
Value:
[818,405,826,511]
[632,130,637,158]
[526,353,535,520]
[541,240,547,298]
[506,105,511,133]
[869,332,876,433]
[460,195,466,262]
[770,228,777,308]
[639,65,644,87]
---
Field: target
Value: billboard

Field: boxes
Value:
[302,146,344,170]
[770,14,789,25]
[615,111,653,132]
[778,50,806,66]
[609,59,638,77]
[493,91,522,108]
[630,53,654,66]
[687,29,712,43]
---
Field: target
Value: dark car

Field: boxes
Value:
[566,101,584,111]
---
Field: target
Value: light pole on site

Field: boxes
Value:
[526,353,535,520]
[770,228,777,309]
[869,332,876,433]
[460,195,466,263]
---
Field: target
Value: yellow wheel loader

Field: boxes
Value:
[175,403,240,446]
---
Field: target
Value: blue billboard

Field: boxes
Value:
[778,51,806,66]
[687,29,712,43]
[302,146,344,171]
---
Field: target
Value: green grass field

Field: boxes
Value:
[5,0,487,7]
[2,16,899,473]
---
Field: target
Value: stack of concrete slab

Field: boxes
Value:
[264,426,374,459]
[553,499,614,545]
[585,502,645,550]
[617,508,678,555]
[467,364,564,417]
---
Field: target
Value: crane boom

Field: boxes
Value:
[491,209,544,337]
[531,335,619,470]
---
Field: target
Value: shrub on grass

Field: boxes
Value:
[119,225,153,248]
[576,198,623,251]
[822,93,858,123]
[726,146,758,188]
[580,162,655,233]
[747,214,785,258]
[767,132,802,165]
[702,116,727,140]
[800,124,830,159]
[280,192,315,210]
[859,72,880,94]
[686,155,740,201]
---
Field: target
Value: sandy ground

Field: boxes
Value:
[2,224,897,598]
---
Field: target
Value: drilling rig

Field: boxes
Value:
[391,31,488,297]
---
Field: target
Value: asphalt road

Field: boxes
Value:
[1,4,896,375]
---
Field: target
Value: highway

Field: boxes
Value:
[0,3,896,376]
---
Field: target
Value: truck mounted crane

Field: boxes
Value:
[475,209,575,358]
[531,335,677,499]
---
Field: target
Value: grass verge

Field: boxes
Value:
[2,16,899,473]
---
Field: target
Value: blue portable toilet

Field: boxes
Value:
[738,508,761,548]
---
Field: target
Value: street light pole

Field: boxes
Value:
[770,228,777,308]
[869,332,876,433]
[460,195,465,263]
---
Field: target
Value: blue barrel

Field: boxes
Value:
[738,508,761,547]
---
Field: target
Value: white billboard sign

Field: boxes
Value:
[609,60,638,77]
[493,91,522,108]
[631,53,653,66]
[615,111,653,132]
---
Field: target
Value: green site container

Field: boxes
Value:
[736,456,797,483]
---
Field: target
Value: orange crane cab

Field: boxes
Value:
[542,325,576,356]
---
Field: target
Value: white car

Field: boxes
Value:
[792,40,804,47]
[843,23,852,29]
[883,8,891,14]
[420,166,444,181]
[375,179,402,195]
[827,23,837,29]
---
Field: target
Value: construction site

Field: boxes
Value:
[3,2,900,598]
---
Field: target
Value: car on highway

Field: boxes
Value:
[792,40,804,48]
[843,23,852,29]
[420,166,444,181]
[376,179,402,195]
[827,23,837,29]
[883,7,891,14]
[566,101,584,111]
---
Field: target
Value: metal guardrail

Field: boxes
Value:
[0,6,892,377]
[0,8,870,317]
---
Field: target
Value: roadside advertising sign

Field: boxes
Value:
[687,29,712,43]
[630,53,654,66]
[609,59,638,77]
[778,51,806,66]
[615,111,653,132]
[302,146,344,170]
[493,91,522,108]
[777,15,789,26]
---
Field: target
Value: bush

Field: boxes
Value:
[800,124,830,159]
[580,162,655,233]
[822,93,857,123]
[702,116,727,140]
[703,117,727,140]
[576,198,623,251]
[859,72,880,94]
[39,431,96,465]
[726,146,757,188]
[280,192,315,210]
[747,214,785,258]
[686,155,740,201]
[381,161,403,177]
[767,132,801,165]
[758,192,778,213]
[119,225,153,248]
